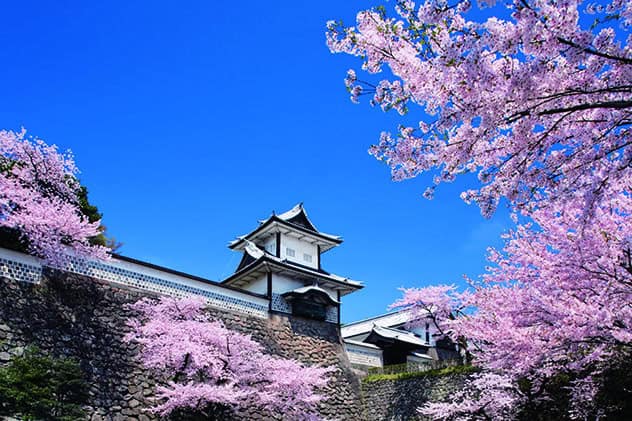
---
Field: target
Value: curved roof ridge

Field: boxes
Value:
[369,324,427,347]
[276,202,305,222]
[243,239,265,259]
[282,284,340,304]
[277,203,321,233]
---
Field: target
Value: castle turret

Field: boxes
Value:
[222,203,362,323]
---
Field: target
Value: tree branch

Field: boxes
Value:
[557,37,632,65]
[538,100,632,116]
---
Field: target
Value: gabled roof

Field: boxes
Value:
[365,325,428,348]
[229,204,343,252]
[341,310,412,338]
[222,240,363,295]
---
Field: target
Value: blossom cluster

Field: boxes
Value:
[125,297,333,420]
[328,0,631,218]
[329,0,631,418]
[0,129,108,265]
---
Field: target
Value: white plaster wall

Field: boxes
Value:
[263,237,276,255]
[0,247,42,284]
[271,273,338,302]
[345,343,383,367]
[280,234,318,269]
[95,258,267,305]
[241,274,268,295]
[271,273,304,293]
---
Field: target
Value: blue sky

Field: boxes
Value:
[0,1,512,323]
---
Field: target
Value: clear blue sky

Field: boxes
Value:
[0,1,511,323]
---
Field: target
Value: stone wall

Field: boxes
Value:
[0,271,363,420]
[360,374,471,421]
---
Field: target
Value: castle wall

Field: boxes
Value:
[359,374,472,421]
[0,248,471,421]
[0,247,269,319]
[0,270,364,420]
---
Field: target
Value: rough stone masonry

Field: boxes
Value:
[0,271,364,420]
[360,374,473,421]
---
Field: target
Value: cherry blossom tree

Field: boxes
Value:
[422,372,525,420]
[125,297,333,420]
[393,201,631,417]
[329,0,631,418]
[328,0,631,219]
[0,129,108,265]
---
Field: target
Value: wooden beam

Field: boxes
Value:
[267,271,273,311]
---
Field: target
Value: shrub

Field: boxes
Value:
[363,364,478,383]
[0,347,88,420]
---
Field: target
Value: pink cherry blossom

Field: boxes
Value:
[125,297,334,420]
[390,149,631,417]
[0,129,108,265]
[329,0,632,417]
[421,372,524,420]
[328,0,631,218]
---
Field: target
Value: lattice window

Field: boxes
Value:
[271,293,292,314]
[0,257,42,284]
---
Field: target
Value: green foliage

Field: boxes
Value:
[367,362,411,376]
[363,364,478,383]
[0,347,89,421]
[76,185,121,251]
[0,227,29,254]
[76,186,101,224]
